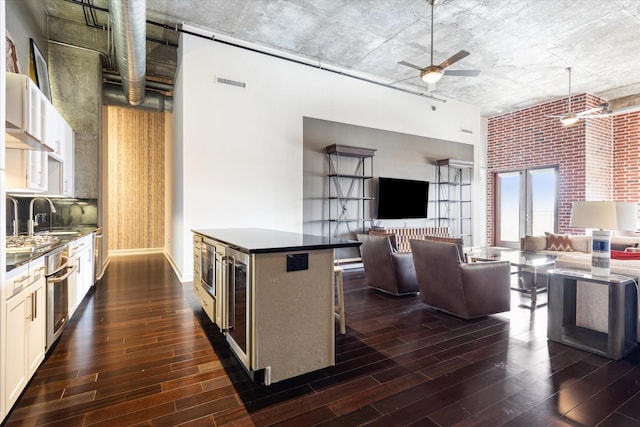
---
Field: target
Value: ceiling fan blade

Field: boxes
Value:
[580,114,611,119]
[438,50,470,69]
[443,69,480,77]
[576,107,606,116]
[398,61,425,71]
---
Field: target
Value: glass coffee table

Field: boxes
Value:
[466,247,557,309]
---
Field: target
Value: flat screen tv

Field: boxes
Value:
[376,177,429,219]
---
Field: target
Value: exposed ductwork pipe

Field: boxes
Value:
[108,0,146,106]
[103,83,172,112]
[103,71,173,94]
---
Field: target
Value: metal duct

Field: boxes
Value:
[103,83,172,112]
[103,71,173,94]
[108,0,146,106]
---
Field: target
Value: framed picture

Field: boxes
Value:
[6,30,20,73]
[30,38,51,101]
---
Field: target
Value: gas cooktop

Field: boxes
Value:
[6,235,61,253]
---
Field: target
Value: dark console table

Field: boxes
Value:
[547,268,638,360]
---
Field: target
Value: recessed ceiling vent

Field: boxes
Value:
[216,77,246,88]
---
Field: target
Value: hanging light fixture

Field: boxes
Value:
[420,66,443,84]
[560,112,579,126]
[559,67,579,126]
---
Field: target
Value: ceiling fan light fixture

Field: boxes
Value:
[421,67,443,84]
[560,113,579,126]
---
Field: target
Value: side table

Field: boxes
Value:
[547,268,638,360]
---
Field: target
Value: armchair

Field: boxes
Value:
[410,239,511,319]
[356,234,418,296]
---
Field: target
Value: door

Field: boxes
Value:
[495,167,558,248]
[225,248,250,370]
[27,280,46,376]
[6,290,28,408]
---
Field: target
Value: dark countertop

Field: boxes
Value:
[192,228,360,254]
[6,226,100,273]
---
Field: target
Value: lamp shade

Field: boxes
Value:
[570,201,638,231]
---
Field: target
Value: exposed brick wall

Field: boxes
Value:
[613,111,640,204]
[487,93,611,245]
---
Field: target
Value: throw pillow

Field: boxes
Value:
[522,235,547,252]
[571,235,592,253]
[545,232,573,252]
[611,242,639,252]
[611,250,640,260]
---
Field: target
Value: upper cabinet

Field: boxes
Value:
[5,73,51,151]
[6,72,76,196]
[6,149,48,193]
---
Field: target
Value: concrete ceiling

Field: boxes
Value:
[41,0,640,117]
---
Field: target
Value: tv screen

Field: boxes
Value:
[377,177,429,219]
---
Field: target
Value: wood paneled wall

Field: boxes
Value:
[107,106,165,251]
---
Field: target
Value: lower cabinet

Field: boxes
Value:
[68,234,94,316]
[2,233,96,423]
[4,258,46,410]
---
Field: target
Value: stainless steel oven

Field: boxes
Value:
[45,245,77,350]
[200,238,219,298]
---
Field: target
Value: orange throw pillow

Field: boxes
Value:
[545,232,574,251]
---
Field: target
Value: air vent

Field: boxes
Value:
[460,128,473,134]
[216,77,246,88]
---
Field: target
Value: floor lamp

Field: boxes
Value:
[570,201,638,277]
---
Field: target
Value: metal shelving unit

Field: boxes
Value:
[435,158,473,246]
[325,144,376,239]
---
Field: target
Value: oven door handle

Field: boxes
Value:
[48,263,78,283]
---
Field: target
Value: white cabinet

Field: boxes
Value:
[61,121,74,197]
[42,101,60,156]
[26,263,46,377]
[4,257,46,410]
[6,148,48,192]
[67,256,78,316]
[5,73,50,151]
[44,108,74,196]
[45,122,74,197]
[6,72,75,196]
[5,289,28,409]
[68,234,94,316]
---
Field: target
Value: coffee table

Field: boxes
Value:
[466,247,557,309]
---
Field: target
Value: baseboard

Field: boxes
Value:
[163,249,187,282]
[108,248,165,256]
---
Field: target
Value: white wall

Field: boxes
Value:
[172,33,483,281]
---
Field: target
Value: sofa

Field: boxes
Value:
[522,232,640,339]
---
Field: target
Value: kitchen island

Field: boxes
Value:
[191,228,360,384]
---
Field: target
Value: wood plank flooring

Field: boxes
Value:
[4,254,640,426]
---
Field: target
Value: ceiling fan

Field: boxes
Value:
[554,67,609,126]
[398,0,480,86]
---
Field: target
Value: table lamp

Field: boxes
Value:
[570,201,638,276]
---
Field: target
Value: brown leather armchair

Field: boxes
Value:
[356,234,418,296]
[410,238,511,319]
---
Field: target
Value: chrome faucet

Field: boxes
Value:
[7,196,19,236]
[28,197,57,236]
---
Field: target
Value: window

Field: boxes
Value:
[495,167,558,248]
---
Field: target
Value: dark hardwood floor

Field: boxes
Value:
[4,254,640,426]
